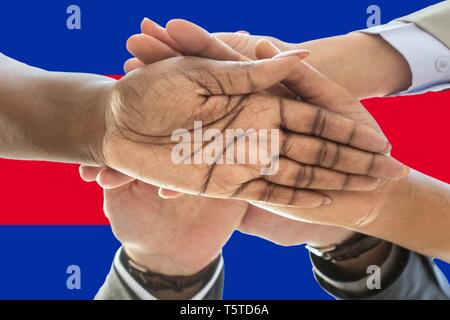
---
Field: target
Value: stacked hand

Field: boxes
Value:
[101,181,247,276]
[80,19,409,278]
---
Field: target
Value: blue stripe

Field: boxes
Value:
[0,0,442,74]
[0,226,328,299]
[2,226,446,299]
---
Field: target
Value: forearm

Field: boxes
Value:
[260,170,450,261]
[297,32,412,99]
[0,53,112,165]
[361,170,450,261]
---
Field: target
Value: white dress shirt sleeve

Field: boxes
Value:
[113,247,224,300]
[358,21,450,95]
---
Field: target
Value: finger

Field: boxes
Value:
[255,39,380,130]
[166,19,244,61]
[279,132,406,179]
[141,18,181,51]
[126,33,179,65]
[264,158,382,191]
[158,188,185,199]
[123,58,145,73]
[231,179,331,208]
[79,165,103,182]
[164,20,297,98]
[97,168,136,189]
[192,55,300,96]
[277,97,391,154]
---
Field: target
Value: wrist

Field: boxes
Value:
[121,248,221,300]
[0,62,113,165]
[25,69,114,166]
[359,174,411,233]
[124,246,210,277]
[68,78,113,166]
[296,32,411,98]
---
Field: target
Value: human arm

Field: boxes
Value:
[2,51,397,206]
[94,180,248,300]
[214,2,450,99]
[0,52,110,165]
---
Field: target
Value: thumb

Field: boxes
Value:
[192,53,303,96]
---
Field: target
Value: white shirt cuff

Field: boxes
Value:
[358,21,450,95]
[113,247,224,300]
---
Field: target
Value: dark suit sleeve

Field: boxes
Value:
[397,0,450,48]
[311,245,450,300]
[204,267,225,300]
[95,249,225,300]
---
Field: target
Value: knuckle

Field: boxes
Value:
[303,166,315,188]
[258,183,276,202]
[281,132,294,155]
[311,108,326,136]
[316,140,328,166]
[293,165,306,188]
[329,144,341,169]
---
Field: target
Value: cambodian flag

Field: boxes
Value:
[0,0,448,299]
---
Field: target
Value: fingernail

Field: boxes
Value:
[195,88,211,95]
[142,17,163,29]
[323,196,332,205]
[272,49,310,60]
[236,30,250,35]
